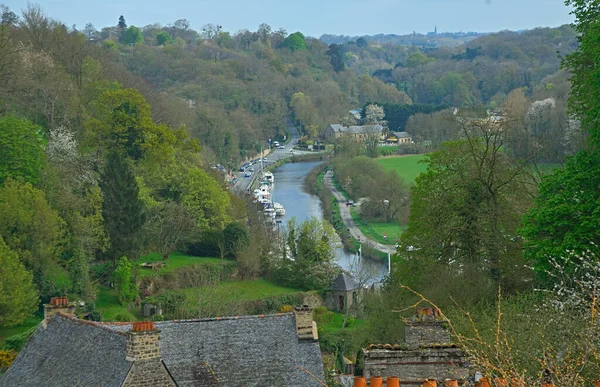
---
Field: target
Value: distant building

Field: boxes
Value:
[323,124,385,142]
[325,272,360,312]
[1,298,324,387]
[386,131,413,145]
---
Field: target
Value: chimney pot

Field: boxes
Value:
[353,376,366,387]
[43,296,76,327]
[370,376,382,387]
[387,376,400,387]
[423,379,437,387]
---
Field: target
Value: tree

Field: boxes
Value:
[146,201,197,260]
[290,92,318,137]
[521,150,600,278]
[123,25,143,45]
[364,170,410,223]
[112,256,137,305]
[0,237,39,327]
[222,221,250,258]
[356,37,368,48]
[0,116,45,185]
[0,179,65,296]
[282,32,306,52]
[100,152,145,266]
[406,51,435,68]
[156,31,172,46]
[400,135,534,289]
[563,0,600,145]
[117,15,127,29]
[180,168,230,231]
[327,43,345,72]
[83,22,97,41]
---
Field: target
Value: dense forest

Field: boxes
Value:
[1,1,599,384]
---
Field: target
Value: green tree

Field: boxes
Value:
[327,43,345,72]
[0,179,65,296]
[145,201,197,260]
[406,51,435,68]
[0,116,44,185]
[563,0,600,145]
[180,168,230,231]
[117,15,127,29]
[123,25,143,45]
[100,152,145,266]
[400,138,533,290]
[156,31,172,46]
[222,222,250,258]
[112,256,137,305]
[282,32,306,52]
[0,237,39,327]
[521,150,600,277]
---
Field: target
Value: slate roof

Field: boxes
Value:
[1,313,325,387]
[330,272,359,291]
[392,131,412,139]
[0,316,131,387]
[328,124,384,134]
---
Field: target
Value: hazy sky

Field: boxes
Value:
[4,0,574,37]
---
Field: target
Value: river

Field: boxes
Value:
[270,161,387,283]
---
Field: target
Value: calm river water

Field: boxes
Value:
[270,161,386,283]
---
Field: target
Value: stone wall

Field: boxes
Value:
[405,322,450,348]
[122,359,176,387]
[364,347,469,384]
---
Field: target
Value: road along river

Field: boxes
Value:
[270,161,387,283]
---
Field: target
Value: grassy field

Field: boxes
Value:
[350,208,404,245]
[138,252,228,278]
[182,279,304,305]
[0,315,42,348]
[376,154,429,184]
[314,308,366,334]
[96,287,143,322]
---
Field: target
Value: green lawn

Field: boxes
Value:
[138,252,229,278]
[0,315,42,348]
[96,287,142,322]
[314,308,366,334]
[350,208,404,245]
[182,279,304,305]
[376,154,429,184]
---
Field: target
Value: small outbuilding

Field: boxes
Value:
[326,273,360,312]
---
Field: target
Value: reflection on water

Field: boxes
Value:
[271,161,386,283]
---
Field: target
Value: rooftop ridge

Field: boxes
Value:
[53,313,128,336]
[92,312,294,327]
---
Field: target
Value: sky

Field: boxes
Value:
[3,0,574,37]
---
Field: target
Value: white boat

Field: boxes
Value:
[263,172,274,183]
[264,207,276,218]
[273,202,286,216]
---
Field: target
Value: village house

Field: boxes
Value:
[322,124,385,142]
[385,131,413,145]
[325,272,360,313]
[0,298,325,387]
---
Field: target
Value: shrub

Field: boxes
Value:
[0,350,16,372]
[280,304,294,313]
[3,327,36,351]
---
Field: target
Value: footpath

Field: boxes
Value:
[324,171,397,255]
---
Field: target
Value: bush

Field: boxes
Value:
[82,302,102,321]
[0,350,16,372]
[3,327,36,351]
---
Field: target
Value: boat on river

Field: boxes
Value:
[273,202,286,216]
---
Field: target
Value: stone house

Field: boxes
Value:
[325,272,360,313]
[363,307,470,384]
[1,298,324,387]
[322,124,385,142]
[386,131,413,145]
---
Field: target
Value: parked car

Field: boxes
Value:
[346,199,355,207]
[244,172,252,178]
[278,145,285,150]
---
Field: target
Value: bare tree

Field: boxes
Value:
[146,201,197,260]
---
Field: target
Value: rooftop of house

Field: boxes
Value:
[390,131,412,139]
[328,124,384,134]
[1,312,325,387]
[330,272,359,291]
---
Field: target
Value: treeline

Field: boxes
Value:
[0,5,248,327]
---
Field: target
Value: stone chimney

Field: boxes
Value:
[405,307,450,348]
[125,322,161,361]
[293,305,318,340]
[43,296,76,328]
[123,321,176,387]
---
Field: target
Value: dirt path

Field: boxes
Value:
[324,171,396,255]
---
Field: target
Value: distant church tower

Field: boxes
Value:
[434,25,438,36]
